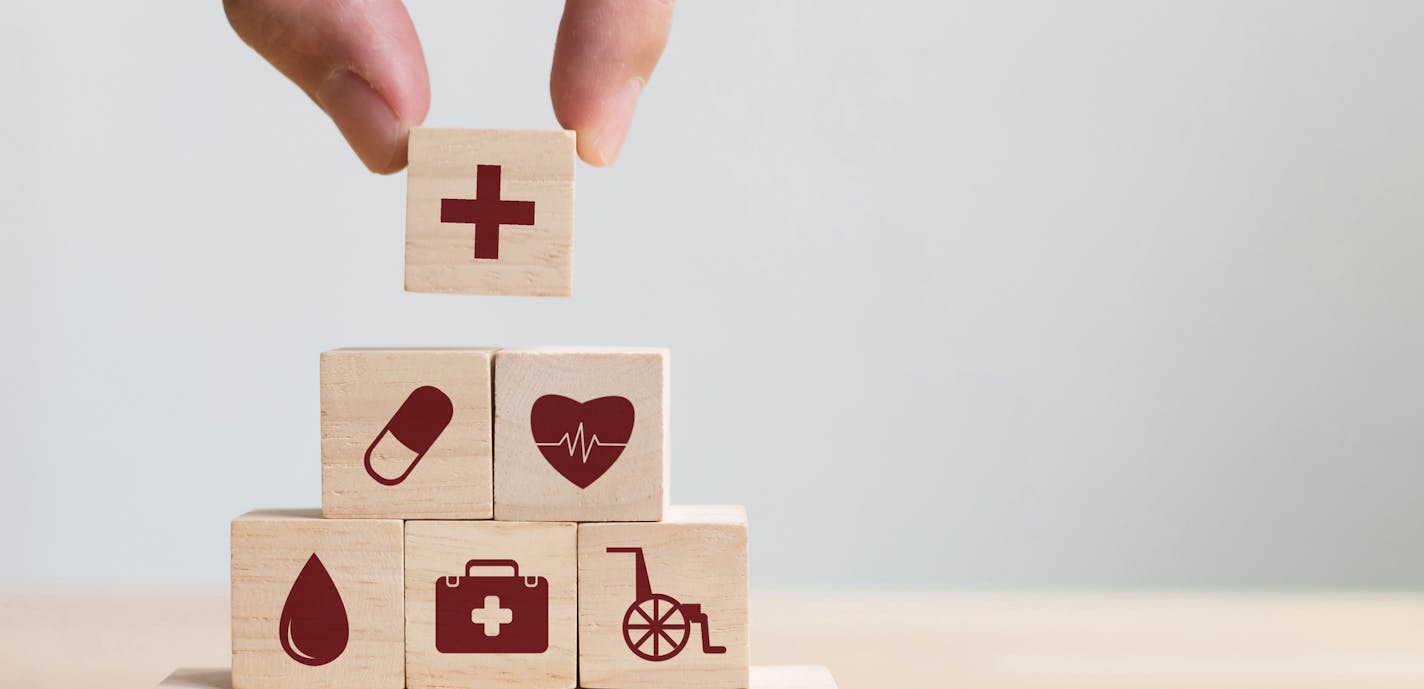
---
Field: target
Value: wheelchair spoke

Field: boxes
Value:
[657,630,679,648]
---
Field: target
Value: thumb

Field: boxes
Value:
[550,0,675,166]
[224,0,430,173]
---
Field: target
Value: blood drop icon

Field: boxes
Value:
[279,553,349,667]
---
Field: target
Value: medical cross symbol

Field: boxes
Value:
[440,164,535,260]
[470,595,513,636]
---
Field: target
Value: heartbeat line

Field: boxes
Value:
[535,423,627,463]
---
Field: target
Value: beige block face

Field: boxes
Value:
[321,348,493,519]
[405,128,575,297]
[578,506,749,689]
[494,348,669,522]
[405,521,577,689]
[231,510,404,689]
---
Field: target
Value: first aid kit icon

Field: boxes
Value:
[435,559,549,654]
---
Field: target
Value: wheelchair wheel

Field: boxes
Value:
[621,593,689,661]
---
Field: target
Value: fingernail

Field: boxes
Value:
[587,78,644,166]
[315,69,405,174]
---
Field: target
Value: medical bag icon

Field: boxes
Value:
[435,559,549,654]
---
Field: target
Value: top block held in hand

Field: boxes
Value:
[405,128,576,297]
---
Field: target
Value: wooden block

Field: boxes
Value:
[492,347,669,518]
[578,506,749,689]
[493,348,669,522]
[405,128,576,297]
[321,348,494,519]
[154,666,833,689]
[231,509,404,689]
[405,521,578,689]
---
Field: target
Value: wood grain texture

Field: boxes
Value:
[152,666,833,689]
[11,592,1424,689]
[321,348,494,519]
[493,348,669,522]
[405,128,575,296]
[578,505,749,689]
[404,521,577,689]
[230,510,404,689]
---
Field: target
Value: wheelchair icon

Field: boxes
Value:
[606,547,726,662]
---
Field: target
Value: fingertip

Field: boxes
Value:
[225,0,428,174]
[578,77,644,167]
[316,69,409,174]
[551,0,673,166]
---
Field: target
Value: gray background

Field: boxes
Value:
[2,1,1421,590]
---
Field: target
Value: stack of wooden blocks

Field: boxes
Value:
[155,130,835,689]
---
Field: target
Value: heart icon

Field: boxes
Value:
[530,394,634,489]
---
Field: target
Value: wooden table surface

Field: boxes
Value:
[5,591,1423,689]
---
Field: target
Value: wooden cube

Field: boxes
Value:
[493,348,669,522]
[405,521,578,689]
[321,348,494,519]
[578,506,749,689]
[231,510,404,689]
[405,128,575,296]
[154,666,833,689]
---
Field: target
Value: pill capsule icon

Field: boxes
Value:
[364,385,454,486]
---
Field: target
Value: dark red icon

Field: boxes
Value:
[441,164,535,260]
[606,547,725,662]
[365,385,453,486]
[435,559,549,654]
[531,395,633,489]
[279,553,349,667]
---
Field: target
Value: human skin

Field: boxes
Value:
[224,0,675,173]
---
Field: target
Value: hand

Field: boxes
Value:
[224,0,674,173]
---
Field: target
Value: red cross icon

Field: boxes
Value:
[440,165,535,260]
[469,595,513,637]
